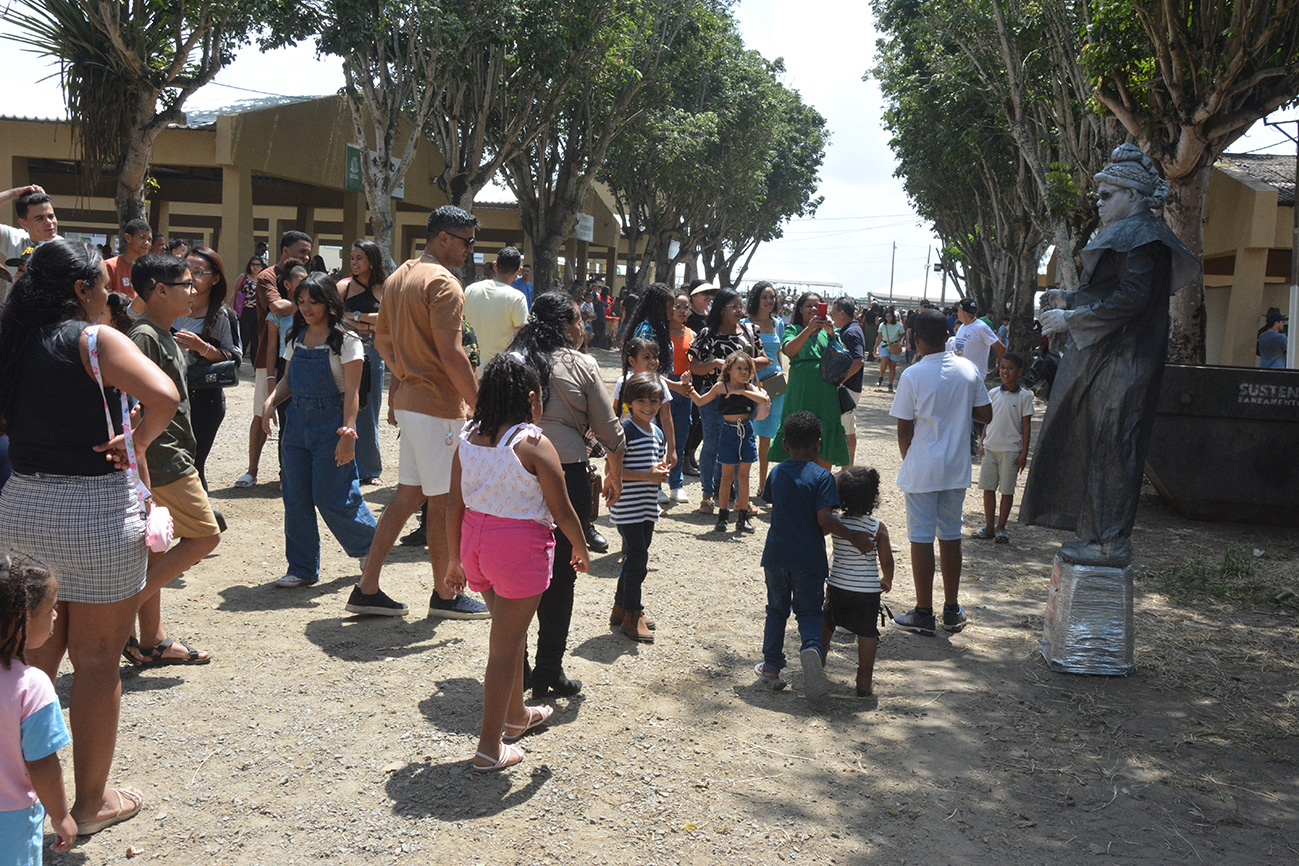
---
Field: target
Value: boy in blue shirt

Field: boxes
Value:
[757,411,875,702]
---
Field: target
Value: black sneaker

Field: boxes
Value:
[399,524,426,546]
[428,592,491,619]
[942,605,969,633]
[345,586,409,616]
[893,607,936,636]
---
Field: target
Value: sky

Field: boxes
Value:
[1,2,1295,301]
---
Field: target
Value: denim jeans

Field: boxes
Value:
[698,398,724,499]
[280,346,377,581]
[761,566,826,671]
[354,340,384,480]
[667,385,693,490]
[614,521,655,612]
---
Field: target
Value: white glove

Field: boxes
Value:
[1039,308,1073,335]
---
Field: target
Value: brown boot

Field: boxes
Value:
[621,609,654,643]
[611,603,656,630]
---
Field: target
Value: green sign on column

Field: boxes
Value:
[345,144,363,192]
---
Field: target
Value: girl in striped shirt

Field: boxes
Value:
[610,373,668,643]
[821,466,894,697]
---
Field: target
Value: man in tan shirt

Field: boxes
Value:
[347,206,485,618]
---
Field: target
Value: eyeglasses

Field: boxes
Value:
[445,232,476,248]
[1098,190,1123,201]
[160,280,194,289]
[189,269,213,278]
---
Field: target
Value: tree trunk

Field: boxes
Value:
[1007,250,1040,355]
[368,191,397,272]
[1161,163,1210,365]
[530,232,564,300]
[114,91,163,232]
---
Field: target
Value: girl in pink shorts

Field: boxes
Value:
[446,354,590,773]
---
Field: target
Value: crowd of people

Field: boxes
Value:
[0,190,1080,855]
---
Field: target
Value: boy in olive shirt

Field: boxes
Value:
[124,254,221,667]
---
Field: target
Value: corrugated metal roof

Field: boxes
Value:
[1218,153,1296,206]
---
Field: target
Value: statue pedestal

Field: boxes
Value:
[1041,555,1134,676]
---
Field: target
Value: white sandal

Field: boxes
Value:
[502,705,553,743]
[471,743,524,773]
[234,473,256,488]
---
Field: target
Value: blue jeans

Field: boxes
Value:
[667,386,692,490]
[698,398,723,498]
[762,566,826,671]
[615,521,654,612]
[354,340,384,480]
[280,346,377,581]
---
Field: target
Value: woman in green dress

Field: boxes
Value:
[768,292,850,467]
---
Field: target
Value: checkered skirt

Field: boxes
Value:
[0,472,148,604]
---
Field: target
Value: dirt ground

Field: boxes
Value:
[47,348,1298,865]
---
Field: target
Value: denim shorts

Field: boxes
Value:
[903,488,966,542]
[717,418,757,465]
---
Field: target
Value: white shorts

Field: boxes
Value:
[395,410,461,496]
[904,489,967,543]
[840,388,860,435]
[979,449,1020,496]
[253,368,270,416]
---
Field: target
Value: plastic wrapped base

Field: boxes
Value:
[1041,555,1134,676]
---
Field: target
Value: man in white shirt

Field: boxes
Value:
[462,246,528,373]
[889,308,992,637]
[952,297,1005,376]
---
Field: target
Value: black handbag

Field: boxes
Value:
[187,359,238,391]
[819,332,853,386]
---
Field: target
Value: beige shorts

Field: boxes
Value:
[840,388,860,436]
[395,410,461,496]
[253,368,270,416]
[979,449,1020,496]
[150,470,221,538]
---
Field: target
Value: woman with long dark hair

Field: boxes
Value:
[0,239,179,836]
[507,292,624,698]
[263,273,376,588]
[625,282,675,372]
[174,246,242,489]
[744,280,786,487]
[235,255,265,360]
[767,292,850,468]
[337,240,388,483]
[686,288,769,513]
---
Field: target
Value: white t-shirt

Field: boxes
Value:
[953,318,1000,375]
[462,279,528,371]
[889,351,991,493]
[982,385,1034,453]
[283,331,365,393]
[0,224,29,261]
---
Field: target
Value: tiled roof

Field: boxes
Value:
[1218,153,1296,206]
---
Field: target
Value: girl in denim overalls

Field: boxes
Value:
[262,274,376,587]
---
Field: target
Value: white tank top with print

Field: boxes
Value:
[458,422,554,526]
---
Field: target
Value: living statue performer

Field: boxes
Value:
[1019,144,1199,567]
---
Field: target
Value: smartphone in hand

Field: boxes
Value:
[816,302,828,319]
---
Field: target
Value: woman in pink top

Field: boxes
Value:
[445,354,590,773]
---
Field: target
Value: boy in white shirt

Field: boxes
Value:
[973,353,1034,544]
[888,309,992,636]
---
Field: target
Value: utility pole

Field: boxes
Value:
[923,246,931,298]
[888,241,896,304]
[1264,117,1297,369]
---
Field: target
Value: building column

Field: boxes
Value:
[605,245,617,290]
[341,190,367,257]
[296,205,317,252]
[219,164,254,278]
[576,240,588,283]
[1221,246,1269,366]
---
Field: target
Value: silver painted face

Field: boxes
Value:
[1096,182,1139,226]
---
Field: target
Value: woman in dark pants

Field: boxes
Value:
[173,246,242,490]
[509,292,624,698]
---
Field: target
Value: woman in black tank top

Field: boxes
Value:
[338,241,387,482]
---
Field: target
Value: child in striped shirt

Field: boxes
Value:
[610,373,669,644]
[822,466,894,697]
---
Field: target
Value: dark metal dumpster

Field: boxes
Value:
[1144,364,1299,526]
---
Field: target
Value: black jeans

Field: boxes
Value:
[534,461,592,679]
[189,388,227,490]
[614,521,654,612]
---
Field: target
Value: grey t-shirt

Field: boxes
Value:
[1258,329,1286,368]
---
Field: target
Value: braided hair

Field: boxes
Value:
[473,353,541,444]
[506,291,580,402]
[0,551,57,669]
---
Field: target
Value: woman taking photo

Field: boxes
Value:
[0,239,179,836]
[687,288,768,513]
[744,281,786,489]
[508,292,624,699]
[174,246,242,489]
[337,240,386,484]
[875,308,904,392]
[767,292,850,469]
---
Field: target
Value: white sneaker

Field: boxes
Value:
[669,488,689,504]
[274,574,314,588]
[657,488,671,505]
